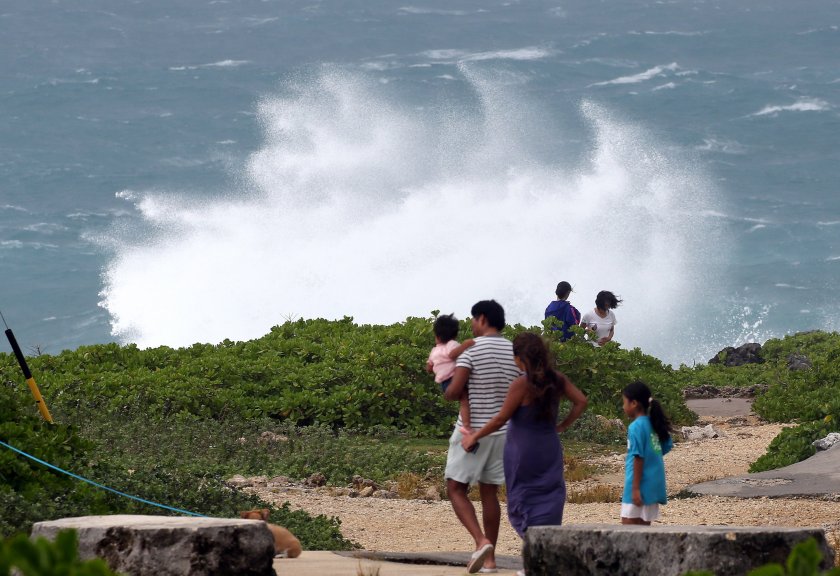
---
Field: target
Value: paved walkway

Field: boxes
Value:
[275,551,522,576]
[688,442,840,498]
[685,397,753,418]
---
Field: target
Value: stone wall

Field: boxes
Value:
[524,524,834,576]
[31,515,276,576]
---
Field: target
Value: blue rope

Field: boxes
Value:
[0,439,207,518]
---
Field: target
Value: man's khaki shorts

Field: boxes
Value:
[444,428,506,485]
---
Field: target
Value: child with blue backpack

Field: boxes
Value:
[544,281,581,341]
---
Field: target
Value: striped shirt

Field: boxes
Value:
[455,335,521,435]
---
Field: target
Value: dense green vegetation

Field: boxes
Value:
[670,330,840,472]
[1,315,838,545]
[0,381,353,548]
[0,529,118,576]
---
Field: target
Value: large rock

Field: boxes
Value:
[813,432,840,451]
[523,524,834,576]
[680,424,721,441]
[708,343,763,366]
[31,515,276,576]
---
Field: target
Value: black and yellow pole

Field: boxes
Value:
[1,310,54,424]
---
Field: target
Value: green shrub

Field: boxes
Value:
[749,421,834,473]
[0,383,354,550]
[10,316,840,546]
[2,315,699,439]
[0,529,117,576]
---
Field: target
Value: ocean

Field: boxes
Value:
[1,0,837,365]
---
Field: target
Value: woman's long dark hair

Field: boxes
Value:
[512,332,568,421]
[622,380,671,443]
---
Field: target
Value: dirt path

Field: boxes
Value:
[246,416,840,556]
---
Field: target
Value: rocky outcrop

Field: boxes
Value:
[708,343,763,366]
[787,353,813,371]
[680,424,721,441]
[813,432,840,451]
[683,384,767,399]
[30,515,275,576]
[523,524,834,576]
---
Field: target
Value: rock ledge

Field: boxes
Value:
[524,524,834,576]
[31,515,276,576]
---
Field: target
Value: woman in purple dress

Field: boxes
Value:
[461,332,588,537]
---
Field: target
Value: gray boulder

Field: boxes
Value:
[680,424,721,441]
[787,353,813,371]
[813,432,840,451]
[708,343,763,366]
[31,515,276,576]
[524,524,834,576]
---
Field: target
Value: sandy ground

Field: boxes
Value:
[246,413,840,557]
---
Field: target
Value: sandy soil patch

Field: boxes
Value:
[246,416,840,556]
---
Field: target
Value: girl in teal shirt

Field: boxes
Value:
[621,380,673,525]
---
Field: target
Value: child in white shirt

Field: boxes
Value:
[581,290,622,346]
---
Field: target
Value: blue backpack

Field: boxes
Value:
[544,300,581,342]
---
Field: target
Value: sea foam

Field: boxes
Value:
[590,63,680,87]
[99,68,725,364]
[751,98,831,116]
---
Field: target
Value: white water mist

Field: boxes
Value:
[99,68,726,364]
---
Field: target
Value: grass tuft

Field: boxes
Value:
[394,472,423,499]
[566,484,622,504]
[565,457,596,482]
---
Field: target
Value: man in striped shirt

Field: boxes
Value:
[444,300,522,573]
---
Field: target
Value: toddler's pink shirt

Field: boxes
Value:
[428,340,459,383]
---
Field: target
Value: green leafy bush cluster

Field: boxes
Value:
[0,382,354,549]
[683,537,840,575]
[9,315,837,549]
[0,314,701,544]
[2,317,451,436]
[1,315,698,440]
[747,332,840,471]
[663,331,840,472]
[542,323,694,424]
[73,410,436,486]
[0,529,117,576]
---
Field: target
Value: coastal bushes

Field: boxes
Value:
[0,529,118,576]
[0,314,693,541]
[2,314,837,542]
[669,330,840,472]
[1,315,695,438]
[0,382,353,548]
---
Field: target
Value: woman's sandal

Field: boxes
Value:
[467,543,494,574]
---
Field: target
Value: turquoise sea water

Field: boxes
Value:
[1,0,838,364]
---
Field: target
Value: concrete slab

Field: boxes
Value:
[685,398,753,418]
[336,551,523,571]
[688,442,840,497]
[276,551,521,575]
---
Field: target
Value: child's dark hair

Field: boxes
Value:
[555,281,573,300]
[433,314,460,343]
[512,332,567,421]
[595,290,622,311]
[471,300,505,331]
[623,380,671,443]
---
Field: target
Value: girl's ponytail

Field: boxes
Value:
[623,380,672,444]
[648,398,672,445]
